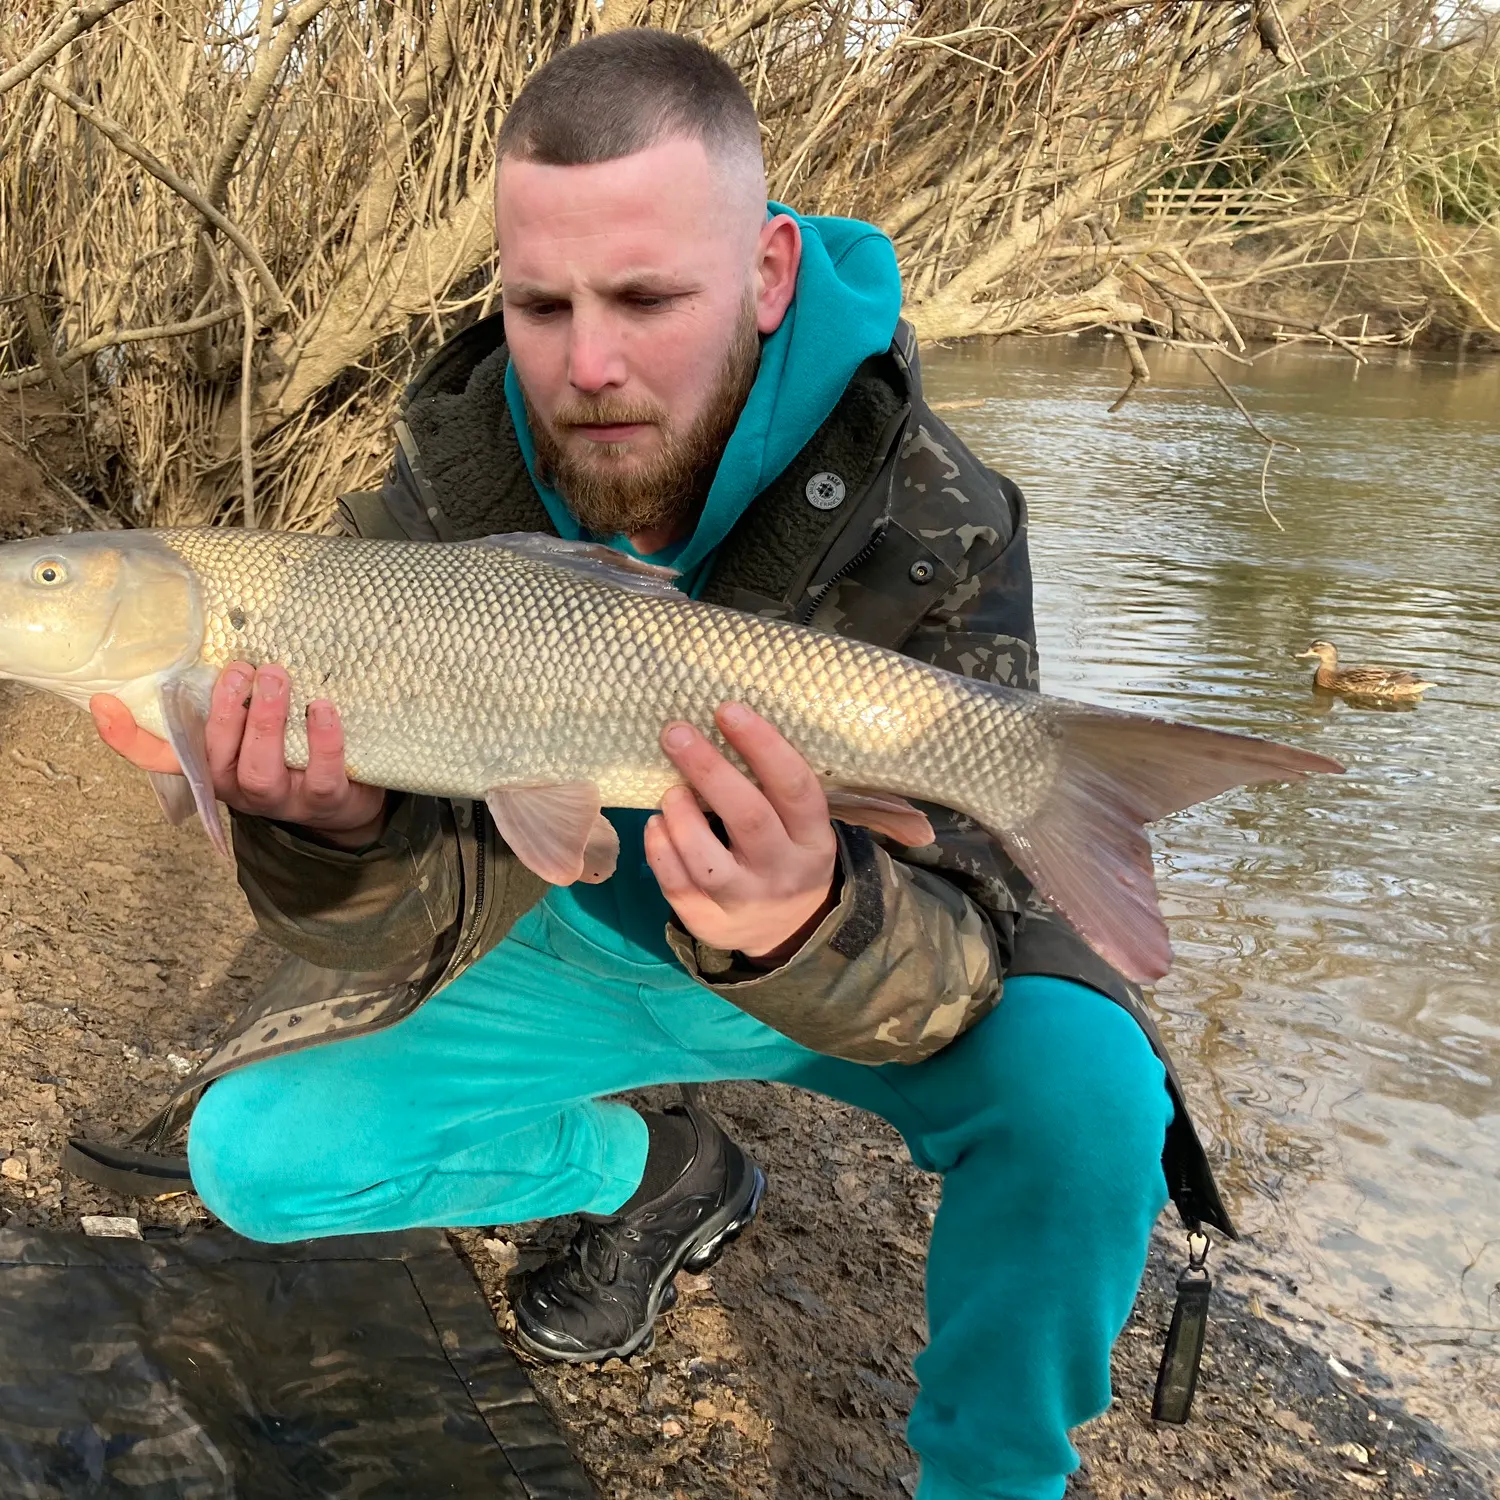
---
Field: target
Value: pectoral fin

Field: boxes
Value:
[146,770,196,827]
[157,676,229,859]
[485,782,619,886]
[824,788,936,847]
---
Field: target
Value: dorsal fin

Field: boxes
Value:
[478,533,681,597]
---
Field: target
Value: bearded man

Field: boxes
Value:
[94,29,1232,1500]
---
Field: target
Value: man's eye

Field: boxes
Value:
[627,294,671,310]
[520,301,565,318]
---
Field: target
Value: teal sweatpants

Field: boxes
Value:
[189,904,1173,1500]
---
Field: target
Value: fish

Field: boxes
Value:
[0,527,1341,981]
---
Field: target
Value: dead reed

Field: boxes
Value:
[0,0,1495,528]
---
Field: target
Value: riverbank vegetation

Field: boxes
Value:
[1,0,1496,528]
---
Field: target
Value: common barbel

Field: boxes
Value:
[0,527,1341,981]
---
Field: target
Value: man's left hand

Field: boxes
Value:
[645,702,838,966]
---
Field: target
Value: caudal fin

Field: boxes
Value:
[996,708,1342,983]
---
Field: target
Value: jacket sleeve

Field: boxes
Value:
[230,792,463,973]
[671,428,1045,1064]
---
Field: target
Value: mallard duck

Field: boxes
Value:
[1295,641,1435,700]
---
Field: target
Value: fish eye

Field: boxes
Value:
[32,559,67,586]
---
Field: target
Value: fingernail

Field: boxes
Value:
[223,666,251,695]
[663,723,694,751]
[255,670,285,701]
[307,701,334,730]
[719,702,748,728]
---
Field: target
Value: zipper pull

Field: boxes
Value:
[1152,1228,1212,1424]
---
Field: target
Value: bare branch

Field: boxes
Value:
[35,74,290,318]
[0,0,137,100]
[232,272,258,528]
[187,0,334,365]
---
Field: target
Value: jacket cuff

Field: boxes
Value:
[665,824,1002,1065]
[230,794,461,971]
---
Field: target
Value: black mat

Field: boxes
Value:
[0,1222,595,1499]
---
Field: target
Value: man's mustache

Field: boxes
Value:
[553,400,667,430]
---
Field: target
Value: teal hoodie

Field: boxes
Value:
[503,205,902,972]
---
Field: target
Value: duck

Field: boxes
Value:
[1295,641,1436,700]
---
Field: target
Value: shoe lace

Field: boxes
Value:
[554,1214,650,1296]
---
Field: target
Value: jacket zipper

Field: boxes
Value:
[795,521,889,625]
[452,800,489,971]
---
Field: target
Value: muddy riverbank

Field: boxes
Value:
[0,680,1493,1498]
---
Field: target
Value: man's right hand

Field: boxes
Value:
[90,662,389,851]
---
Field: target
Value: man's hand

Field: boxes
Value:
[90,662,388,850]
[645,702,839,965]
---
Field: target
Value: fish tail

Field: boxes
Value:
[992,707,1342,984]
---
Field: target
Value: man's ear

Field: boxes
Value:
[754,213,801,335]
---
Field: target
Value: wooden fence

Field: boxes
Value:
[1144,186,1298,220]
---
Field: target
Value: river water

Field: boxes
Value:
[920,337,1500,1469]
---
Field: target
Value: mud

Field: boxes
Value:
[0,510,1493,1499]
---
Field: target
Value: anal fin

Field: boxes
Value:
[824,788,936,848]
[485,782,619,886]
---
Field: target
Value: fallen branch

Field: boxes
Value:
[18,294,76,400]
[0,305,241,391]
[1106,324,1151,412]
[1190,346,1297,531]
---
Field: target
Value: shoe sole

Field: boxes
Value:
[513,1160,767,1365]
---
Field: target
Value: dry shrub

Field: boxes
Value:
[0,0,1495,530]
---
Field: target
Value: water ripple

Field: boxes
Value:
[924,336,1500,1463]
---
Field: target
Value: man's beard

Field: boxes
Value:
[524,296,761,540]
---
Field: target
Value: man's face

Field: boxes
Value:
[495,135,784,541]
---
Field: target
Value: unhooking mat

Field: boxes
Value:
[0,1222,595,1499]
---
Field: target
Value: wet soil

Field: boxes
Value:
[0,483,1493,1499]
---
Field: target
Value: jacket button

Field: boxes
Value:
[805,472,846,510]
[909,559,935,584]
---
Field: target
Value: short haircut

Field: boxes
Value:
[497,29,762,173]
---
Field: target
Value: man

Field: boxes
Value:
[94,30,1232,1500]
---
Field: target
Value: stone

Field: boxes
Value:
[81,1215,142,1239]
[481,1237,519,1273]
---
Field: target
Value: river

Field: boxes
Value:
[920,335,1500,1470]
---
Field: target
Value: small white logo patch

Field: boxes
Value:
[805,471,847,510]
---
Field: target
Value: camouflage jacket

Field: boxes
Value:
[99,315,1231,1236]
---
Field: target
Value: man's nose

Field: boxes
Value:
[566,314,627,394]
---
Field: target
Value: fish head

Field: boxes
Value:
[0,532,202,705]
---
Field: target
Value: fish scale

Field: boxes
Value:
[0,526,1341,981]
[159,526,1032,821]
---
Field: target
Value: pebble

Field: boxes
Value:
[1,1156,26,1182]
[81,1215,142,1239]
[1271,1407,1319,1442]
[481,1237,519,1273]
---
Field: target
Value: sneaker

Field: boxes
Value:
[510,1102,765,1363]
